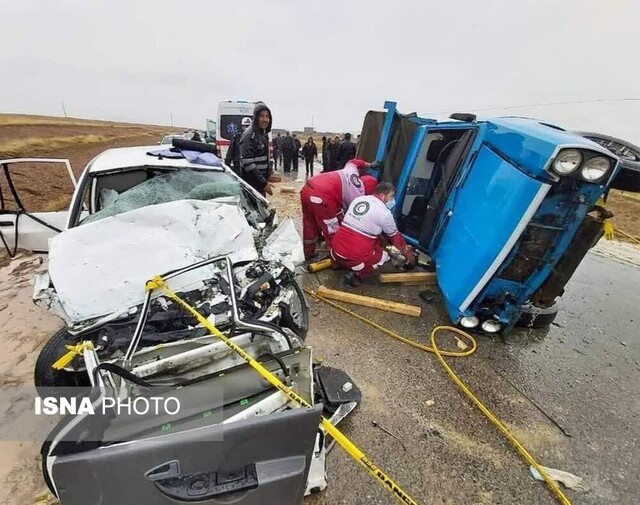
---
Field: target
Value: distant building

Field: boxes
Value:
[304,126,316,134]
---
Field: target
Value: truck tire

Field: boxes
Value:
[517,303,559,329]
[577,131,640,170]
[34,328,90,396]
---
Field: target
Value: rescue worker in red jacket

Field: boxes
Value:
[331,181,416,286]
[300,158,381,260]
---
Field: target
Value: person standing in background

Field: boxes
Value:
[273,132,282,170]
[321,135,328,172]
[336,132,357,170]
[292,134,301,172]
[239,102,274,195]
[302,137,318,179]
[281,131,295,173]
[327,135,341,171]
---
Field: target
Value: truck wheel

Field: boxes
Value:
[517,303,559,329]
[577,131,640,169]
[34,328,90,396]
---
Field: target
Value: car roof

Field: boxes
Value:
[87,145,223,174]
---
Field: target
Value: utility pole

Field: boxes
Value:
[61,100,67,118]
[170,112,174,127]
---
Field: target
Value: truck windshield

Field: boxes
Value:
[82,169,254,225]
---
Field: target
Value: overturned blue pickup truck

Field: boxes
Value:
[358,101,640,333]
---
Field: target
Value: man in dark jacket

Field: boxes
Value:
[225,117,251,175]
[336,132,357,170]
[321,136,328,172]
[240,102,274,196]
[281,131,295,173]
[326,135,341,171]
[301,137,318,178]
[292,134,301,172]
[273,132,282,170]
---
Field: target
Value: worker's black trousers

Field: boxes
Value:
[283,152,293,173]
[305,158,314,178]
[292,153,299,172]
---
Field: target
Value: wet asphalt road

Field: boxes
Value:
[302,251,639,504]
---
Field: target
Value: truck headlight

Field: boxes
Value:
[460,316,480,329]
[481,320,502,333]
[581,156,610,182]
[552,149,582,175]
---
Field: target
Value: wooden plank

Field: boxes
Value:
[308,258,333,273]
[280,186,297,193]
[316,285,421,317]
[268,175,282,183]
[379,272,437,284]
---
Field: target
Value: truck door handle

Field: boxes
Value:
[0,221,14,227]
[149,462,259,502]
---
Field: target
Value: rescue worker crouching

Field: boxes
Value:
[240,102,274,196]
[300,158,381,260]
[331,182,416,286]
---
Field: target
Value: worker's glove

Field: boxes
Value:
[370,160,383,170]
[403,247,417,269]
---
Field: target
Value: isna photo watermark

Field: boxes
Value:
[35,395,181,416]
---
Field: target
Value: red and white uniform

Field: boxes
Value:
[300,158,369,259]
[331,195,409,279]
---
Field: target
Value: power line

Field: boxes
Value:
[424,97,640,115]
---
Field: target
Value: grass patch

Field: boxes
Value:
[0,133,155,157]
[42,194,73,212]
[0,113,177,131]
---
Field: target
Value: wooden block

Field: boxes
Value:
[269,175,282,183]
[316,285,421,317]
[280,186,297,193]
[308,258,333,273]
[378,272,437,284]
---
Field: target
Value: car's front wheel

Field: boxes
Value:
[34,328,91,396]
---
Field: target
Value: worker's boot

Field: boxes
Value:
[342,271,361,287]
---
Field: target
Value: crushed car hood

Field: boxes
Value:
[34,199,302,327]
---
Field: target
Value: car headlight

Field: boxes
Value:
[581,156,610,182]
[460,316,480,329]
[481,320,502,333]
[552,149,583,175]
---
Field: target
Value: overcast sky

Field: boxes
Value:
[2,0,640,142]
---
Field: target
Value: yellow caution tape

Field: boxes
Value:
[603,220,615,240]
[308,289,573,505]
[51,341,95,370]
[146,275,420,505]
[430,327,572,505]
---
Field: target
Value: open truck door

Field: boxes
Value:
[0,158,77,256]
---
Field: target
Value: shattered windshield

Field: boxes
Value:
[83,168,262,225]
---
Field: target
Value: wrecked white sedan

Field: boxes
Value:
[6,144,305,389]
[1,143,360,503]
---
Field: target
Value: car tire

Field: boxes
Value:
[517,303,559,329]
[577,131,640,170]
[34,328,91,395]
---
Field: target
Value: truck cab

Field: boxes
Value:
[358,101,634,333]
